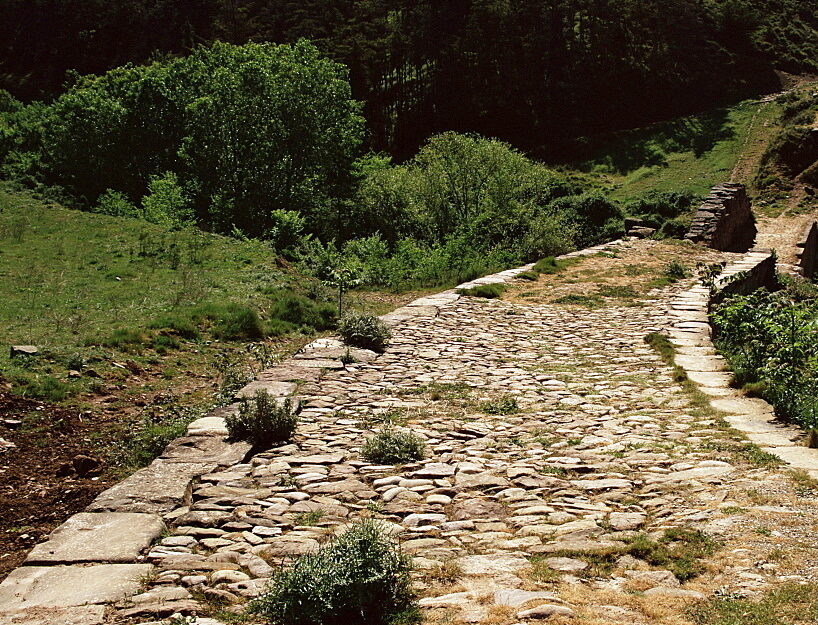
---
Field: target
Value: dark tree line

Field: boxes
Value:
[2,0,816,159]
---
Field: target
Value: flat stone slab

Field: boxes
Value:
[235,380,297,399]
[761,446,818,473]
[87,460,214,514]
[0,565,152,610]
[710,397,774,417]
[686,371,733,387]
[25,513,165,564]
[160,435,251,466]
[0,606,107,625]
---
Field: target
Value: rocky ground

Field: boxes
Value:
[99,239,818,625]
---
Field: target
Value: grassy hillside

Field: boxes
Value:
[0,185,409,450]
[574,96,782,203]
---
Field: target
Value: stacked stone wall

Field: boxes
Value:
[685,183,756,252]
[797,221,818,278]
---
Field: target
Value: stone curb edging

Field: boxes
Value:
[0,238,626,624]
[667,248,818,479]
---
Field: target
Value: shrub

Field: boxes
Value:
[456,283,505,298]
[516,270,539,281]
[269,291,337,332]
[250,520,418,625]
[338,313,391,351]
[148,315,200,339]
[193,303,265,340]
[361,427,426,464]
[226,390,298,449]
[103,327,148,348]
[94,189,140,218]
[664,260,690,281]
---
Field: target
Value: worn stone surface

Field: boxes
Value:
[0,565,152,610]
[25,512,165,564]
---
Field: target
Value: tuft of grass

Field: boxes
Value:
[480,395,519,415]
[456,283,505,298]
[532,256,583,275]
[250,520,419,625]
[516,270,539,281]
[554,294,604,308]
[597,284,638,299]
[688,582,818,625]
[361,427,425,465]
[293,511,325,526]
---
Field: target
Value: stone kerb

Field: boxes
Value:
[0,238,626,624]
[797,220,818,278]
[668,248,818,479]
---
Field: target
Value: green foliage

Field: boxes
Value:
[456,283,505,299]
[338,313,391,352]
[361,427,426,464]
[11,374,77,402]
[250,519,418,625]
[516,270,539,281]
[267,292,337,332]
[479,395,519,415]
[2,41,363,238]
[140,171,194,229]
[94,189,140,218]
[711,287,818,429]
[226,390,298,449]
[547,192,623,247]
[665,260,691,280]
[192,303,266,341]
[688,582,818,625]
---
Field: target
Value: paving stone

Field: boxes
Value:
[0,565,152,610]
[25,513,165,564]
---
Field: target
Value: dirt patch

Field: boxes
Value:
[0,386,119,581]
[505,239,737,306]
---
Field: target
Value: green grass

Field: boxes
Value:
[456,283,505,298]
[533,256,582,275]
[688,582,818,625]
[576,98,781,202]
[0,184,335,400]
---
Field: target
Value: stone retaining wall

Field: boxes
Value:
[797,221,818,278]
[668,248,818,480]
[685,183,757,252]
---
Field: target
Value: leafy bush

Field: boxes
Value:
[192,303,266,340]
[664,260,690,281]
[338,313,391,351]
[268,292,337,332]
[2,41,363,238]
[361,427,426,464]
[711,287,818,429]
[226,390,298,449]
[456,283,505,298]
[250,520,418,625]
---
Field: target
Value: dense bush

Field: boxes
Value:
[361,427,426,464]
[338,313,391,352]
[251,520,418,625]
[0,41,363,239]
[625,191,695,240]
[226,390,298,448]
[711,284,818,429]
